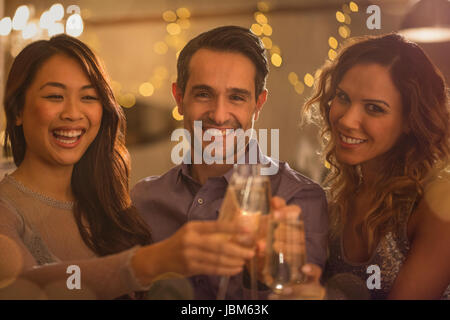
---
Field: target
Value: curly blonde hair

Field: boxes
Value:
[303,34,450,254]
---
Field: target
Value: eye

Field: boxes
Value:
[195,91,210,99]
[44,94,63,100]
[230,95,245,102]
[82,95,99,101]
[366,103,386,114]
[336,92,349,102]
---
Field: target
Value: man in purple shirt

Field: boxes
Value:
[131,26,328,299]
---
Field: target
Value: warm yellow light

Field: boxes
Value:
[172,106,184,121]
[250,23,262,36]
[167,23,181,35]
[0,17,12,36]
[163,10,177,22]
[178,18,190,29]
[12,5,30,30]
[49,4,64,21]
[338,25,351,38]
[324,160,331,169]
[261,37,272,49]
[336,11,345,23]
[22,22,37,39]
[288,72,298,85]
[270,45,281,55]
[344,14,351,25]
[294,82,305,95]
[328,36,338,49]
[257,1,270,12]
[111,81,122,95]
[176,7,191,19]
[118,93,136,108]
[328,49,337,61]
[66,14,84,37]
[262,24,272,36]
[349,2,359,12]
[271,53,282,67]
[304,73,314,87]
[342,4,351,14]
[254,12,268,25]
[48,22,64,36]
[139,82,155,97]
[154,41,168,54]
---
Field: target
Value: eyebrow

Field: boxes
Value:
[336,86,390,108]
[190,85,251,97]
[39,82,95,91]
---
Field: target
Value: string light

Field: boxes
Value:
[3,4,85,40]
[287,2,359,96]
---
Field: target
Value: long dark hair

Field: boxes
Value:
[4,34,152,256]
[304,34,449,253]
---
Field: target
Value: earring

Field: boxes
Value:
[356,164,363,185]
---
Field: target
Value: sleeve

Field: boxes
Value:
[0,202,149,300]
[287,185,329,270]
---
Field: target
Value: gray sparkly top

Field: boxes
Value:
[323,195,450,300]
[0,174,149,299]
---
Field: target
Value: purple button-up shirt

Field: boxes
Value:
[131,152,328,299]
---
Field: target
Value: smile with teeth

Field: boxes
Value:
[339,133,367,145]
[53,129,84,144]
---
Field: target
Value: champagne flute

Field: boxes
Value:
[216,164,271,300]
[263,218,323,299]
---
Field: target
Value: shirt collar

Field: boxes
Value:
[179,139,276,184]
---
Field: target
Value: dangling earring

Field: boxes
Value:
[356,164,363,186]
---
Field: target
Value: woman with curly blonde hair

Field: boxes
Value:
[303,34,450,299]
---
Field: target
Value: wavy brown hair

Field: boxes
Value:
[303,34,449,254]
[4,34,152,256]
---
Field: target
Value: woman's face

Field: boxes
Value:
[329,63,406,169]
[16,54,103,168]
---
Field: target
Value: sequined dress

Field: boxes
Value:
[323,179,450,300]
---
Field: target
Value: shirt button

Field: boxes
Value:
[197,198,204,205]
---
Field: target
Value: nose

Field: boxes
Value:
[337,104,362,130]
[60,97,83,121]
[209,96,230,125]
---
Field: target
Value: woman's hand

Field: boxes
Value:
[132,220,255,285]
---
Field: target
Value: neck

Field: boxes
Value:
[12,157,75,202]
[190,163,233,185]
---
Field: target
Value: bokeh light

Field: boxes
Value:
[176,8,191,19]
[12,5,30,30]
[0,17,12,36]
[118,93,136,108]
[349,2,359,12]
[339,25,351,38]
[139,82,155,97]
[271,53,282,67]
[336,11,345,23]
[288,72,298,85]
[254,12,268,25]
[162,10,177,22]
[166,23,181,35]
[261,37,272,49]
[328,49,337,60]
[262,24,272,36]
[250,23,262,36]
[328,36,338,49]
[304,73,314,87]
[172,106,184,121]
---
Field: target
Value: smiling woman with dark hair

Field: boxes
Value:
[0,34,255,299]
[304,33,450,299]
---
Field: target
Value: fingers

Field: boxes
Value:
[301,263,322,283]
[271,196,286,210]
[273,204,302,221]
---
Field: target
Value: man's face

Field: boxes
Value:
[173,48,267,162]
